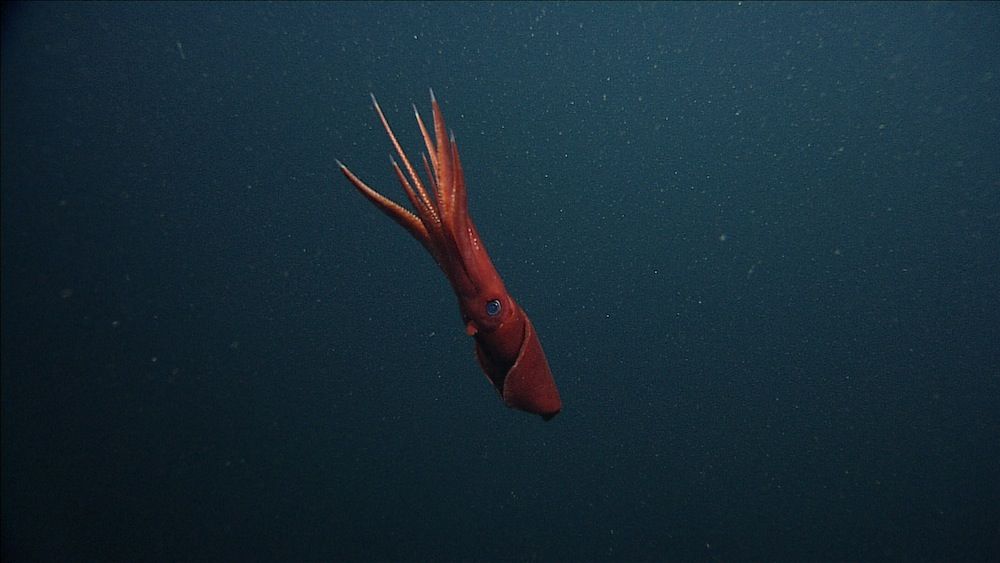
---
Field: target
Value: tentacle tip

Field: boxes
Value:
[428,87,436,103]
[334,158,345,168]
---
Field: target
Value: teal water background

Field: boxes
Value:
[2,2,998,560]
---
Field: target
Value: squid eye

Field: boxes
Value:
[486,299,502,317]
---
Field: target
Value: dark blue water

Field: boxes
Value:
[3,2,998,561]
